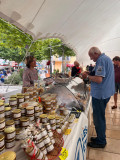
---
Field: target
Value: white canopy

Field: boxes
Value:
[0,0,120,65]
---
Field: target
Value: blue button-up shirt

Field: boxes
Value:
[91,53,115,99]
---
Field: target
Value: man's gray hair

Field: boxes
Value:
[88,47,101,55]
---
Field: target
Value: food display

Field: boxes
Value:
[0,78,90,159]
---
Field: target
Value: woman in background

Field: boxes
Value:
[23,55,38,87]
[71,61,82,77]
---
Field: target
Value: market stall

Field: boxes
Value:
[0,77,91,160]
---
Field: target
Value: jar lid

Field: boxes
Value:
[48,115,55,119]
[0,102,4,106]
[40,114,47,118]
[0,151,16,160]
[0,100,4,103]
[20,117,29,122]
[12,109,21,113]
[4,103,9,107]
[0,134,4,141]
[17,96,24,98]
[4,127,15,133]
[0,118,5,123]
[17,93,23,96]
[10,95,17,98]
[26,106,34,110]
[55,116,61,120]
[5,107,11,111]
[9,98,17,101]
[6,120,14,125]
[24,93,29,96]
[6,137,15,142]
[35,149,40,158]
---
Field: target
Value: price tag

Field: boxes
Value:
[64,129,71,135]
[59,147,68,160]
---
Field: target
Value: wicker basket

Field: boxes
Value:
[25,130,64,160]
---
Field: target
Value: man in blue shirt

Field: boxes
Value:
[82,47,115,148]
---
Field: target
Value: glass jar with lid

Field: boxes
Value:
[0,118,5,131]
[12,109,21,119]
[4,127,16,140]
[9,98,17,106]
[6,120,15,128]
[0,102,4,112]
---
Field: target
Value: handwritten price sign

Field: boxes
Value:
[59,147,68,160]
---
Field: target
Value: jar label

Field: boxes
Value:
[15,120,20,125]
[21,109,25,114]
[0,121,5,129]
[7,132,15,139]
[0,113,5,118]
[10,101,17,105]
[27,110,34,114]
[25,96,29,99]
[0,139,4,147]
[22,121,29,126]
[35,106,39,111]
[19,99,24,103]
[0,106,4,111]
[29,116,34,121]
[5,110,11,116]
[6,140,15,148]
[14,113,21,118]
[35,112,40,117]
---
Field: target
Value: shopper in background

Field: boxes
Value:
[82,47,115,148]
[71,61,82,77]
[89,64,94,72]
[23,55,38,87]
[111,56,120,109]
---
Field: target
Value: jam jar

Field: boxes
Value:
[43,135,51,145]
[6,120,15,128]
[34,110,40,117]
[5,138,15,149]
[12,109,21,119]
[4,127,16,140]
[17,96,24,103]
[24,93,29,99]
[36,138,44,148]
[0,134,5,148]
[0,118,5,131]
[40,114,47,123]
[45,142,54,152]
[26,106,34,115]
[0,151,16,160]
[0,145,5,154]
[0,111,5,119]
[20,117,29,128]
[0,102,4,112]
[16,128,22,140]
[5,107,12,117]
[25,145,38,156]
[9,98,17,106]
[35,149,43,160]
[48,115,56,124]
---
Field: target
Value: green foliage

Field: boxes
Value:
[4,72,22,85]
[19,68,24,79]
[0,18,76,64]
